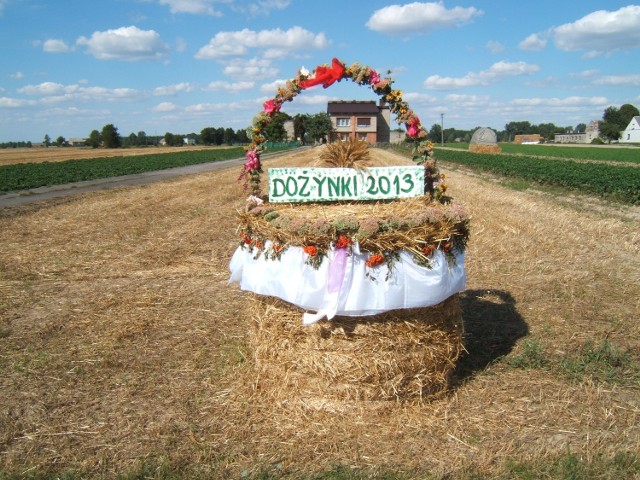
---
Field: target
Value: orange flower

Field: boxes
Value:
[273,243,283,252]
[303,245,318,257]
[335,235,351,249]
[421,245,435,256]
[255,240,264,250]
[366,253,384,268]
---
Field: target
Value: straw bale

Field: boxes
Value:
[468,144,502,154]
[248,293,463,402]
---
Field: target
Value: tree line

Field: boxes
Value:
[4,103,636,149]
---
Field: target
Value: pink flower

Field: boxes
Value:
[263,99,280,114]
[369,69,381,86]
[244,149,259,172]
[407,116,422,139]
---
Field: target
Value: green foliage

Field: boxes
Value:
[101,123,121,148]
[305,112,333,142]
[433,148,640,204]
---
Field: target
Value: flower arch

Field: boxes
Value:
[239,57,444,200]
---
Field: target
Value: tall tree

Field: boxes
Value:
[137,131,147,146]
[224,127,236,145]
[304,113,333,143]
[87,129,101,148]
[619,103,640,129]
[101,124,121,148]
[43,134,51,147]
[55,136,66,147]
[128,132,138,146]
[200,127,217,145]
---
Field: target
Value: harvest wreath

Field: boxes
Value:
[230,57,470,324]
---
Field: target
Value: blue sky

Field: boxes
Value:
[1,0,639,143]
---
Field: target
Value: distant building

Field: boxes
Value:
[513,134,543,144]
[68,137,87,147]
[327,100,391,143]
[554,120,600,144]
[620,116,640,143]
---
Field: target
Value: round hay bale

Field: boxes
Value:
[248,293,463,402]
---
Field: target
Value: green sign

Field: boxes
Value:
[268,166,424,203]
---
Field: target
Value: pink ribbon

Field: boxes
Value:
[328,247,348,294]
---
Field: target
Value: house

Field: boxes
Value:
[620,116,640,143]
[554,120,600,144]
[326,100,391,143]
[68,137,87,147]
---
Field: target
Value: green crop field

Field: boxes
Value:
[442,143,640,164]
[0,145,297,193]
[432,148,640,204]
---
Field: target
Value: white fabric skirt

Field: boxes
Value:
[229,241,466,324]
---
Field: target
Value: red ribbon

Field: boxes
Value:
[299,57,345,89]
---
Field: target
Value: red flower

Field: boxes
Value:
[366,253,384,268]
[243,236,252,245]
[303,245,318,257]
[335,235,351,249]
[255,240,264,250]
[442,240,453,253]
[273,244,283,252]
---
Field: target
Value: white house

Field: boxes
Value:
[620,116,640,143]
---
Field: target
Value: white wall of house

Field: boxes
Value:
[620,116,640,143]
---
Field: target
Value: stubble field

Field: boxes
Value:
[0,147,639,478]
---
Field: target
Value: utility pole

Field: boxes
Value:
[440,113,444,146]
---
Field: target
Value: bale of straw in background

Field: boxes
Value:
[248,293,463,402]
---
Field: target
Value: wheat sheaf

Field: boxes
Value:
[317,138,371,169]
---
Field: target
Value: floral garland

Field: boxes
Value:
[238,198,470,279]
[239,57,445,199]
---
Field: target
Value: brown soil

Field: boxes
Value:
[0,147,638,478]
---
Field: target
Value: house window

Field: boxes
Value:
[357,117,371,128]
[336,117,350,127]
[358,133,368,141]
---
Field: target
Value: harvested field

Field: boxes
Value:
[0,147,639,478]
[0,145,229,166]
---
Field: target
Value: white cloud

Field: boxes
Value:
[222,57,279,78]
[366,1,482,35]
[153,83,196,96]
[153,101,178,112]
[593,74,640,87]
[195,26,329,60]
[518,33,547,51]
[16,82,142,104]
[0,97,37,108]
[260,79,287,94]
[10,71,24,80]
[235,0,292,16]
[18,82,74,96]
[43,39,71,53]
[205,80,255,92]
[158,0,223,16]
[510,96,607,107]
[552,5,640,56]
[486,40,504,54]
[77,26,170,61]
[424,61,539,89]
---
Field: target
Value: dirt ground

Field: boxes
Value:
[0,147,638,478]
[0,145,227,166]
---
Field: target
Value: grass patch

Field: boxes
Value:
[3,452,638,479]
[507,338,640,387]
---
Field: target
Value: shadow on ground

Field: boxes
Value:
[452,289,529,384]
